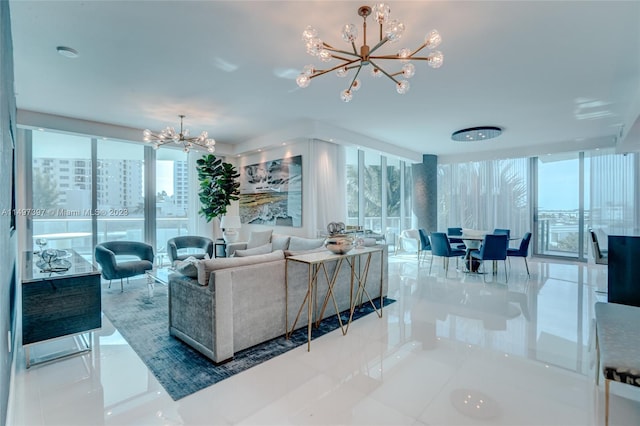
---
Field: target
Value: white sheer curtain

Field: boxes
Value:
[308,139,346,236]
[437,158,530,237]
[588,149,637,237]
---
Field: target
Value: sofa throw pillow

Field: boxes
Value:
[196,250,285,286]
[288,236,325,251]
[247,230,273,249]
[173,256,199,278]
[284,246,327,257]
[271,234,290,251]
[234,243,272,257]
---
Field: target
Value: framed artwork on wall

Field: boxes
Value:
[239,155,302,227]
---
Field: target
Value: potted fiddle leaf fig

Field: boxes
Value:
[196,154,240,222]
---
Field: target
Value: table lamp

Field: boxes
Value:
[220,215,241,243]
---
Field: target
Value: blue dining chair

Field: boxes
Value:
[429,232,466,277]
[470,233,509,283]
[447,227,466,250]
[418,229,432,265]
[493,228,511,248]
[507,232,532,276]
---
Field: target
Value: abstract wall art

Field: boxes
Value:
[239,155,302,227]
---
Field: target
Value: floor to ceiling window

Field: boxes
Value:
[155,149,190,265]
[22,129,174,261]
[534,152,582,259]
[364,151,382,233]
[438,158,529,240]
[30,131,93,256]
[96,139,145,244]
[345,146,413,245]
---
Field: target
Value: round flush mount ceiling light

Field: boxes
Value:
[56,46,79,59]
[452,126,502,142]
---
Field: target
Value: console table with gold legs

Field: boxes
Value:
[285,246,384,351]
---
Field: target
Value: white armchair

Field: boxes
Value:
[396,229,420,255]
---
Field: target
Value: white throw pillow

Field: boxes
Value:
[247,230,273,249]
[271,234,291,251]
[234,243,272,257]
[196,250,285,286]
[173,256,199,278]
[288,236,325,251]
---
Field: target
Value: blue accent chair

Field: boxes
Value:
[418,229,432,265]
[471,233,509,283]
[429,232,466,277]
[167,236,214,265]
[95,241,154,292]
[507,232,532,276]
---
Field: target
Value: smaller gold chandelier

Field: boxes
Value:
[296,3,443,102]
[143,115,216,153]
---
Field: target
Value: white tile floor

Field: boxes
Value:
[8,253,640,425]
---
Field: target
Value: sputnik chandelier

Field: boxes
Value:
[296,3,443,102]
[143,115,216,153]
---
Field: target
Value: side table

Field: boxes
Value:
[145,267,172,297]
[22,250,101,368]
[214,239,227,258]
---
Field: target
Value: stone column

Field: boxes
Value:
[411,154,437,233]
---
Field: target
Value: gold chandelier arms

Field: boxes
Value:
[296,4,443,101]
[142,115,216,153]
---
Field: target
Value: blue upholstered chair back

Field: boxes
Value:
[509,232,531,257]
[477,234,508,261]
[493,228,511,239]
[447,227,463,236]
[418,229,431,251]
[94,241,154,280]
[430,232,453,257]
[167,236,214,263]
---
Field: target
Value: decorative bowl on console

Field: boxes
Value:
[324,234,354,254]
[324,221,354,254]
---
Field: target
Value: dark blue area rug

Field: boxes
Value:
[101,278,393,400]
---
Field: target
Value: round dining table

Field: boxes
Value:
[446,232,519,274]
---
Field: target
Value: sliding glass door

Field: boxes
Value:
[534,152,585,259]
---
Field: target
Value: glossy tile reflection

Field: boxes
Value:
[9,255,640,425]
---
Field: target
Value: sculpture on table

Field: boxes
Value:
[323,222,354,254]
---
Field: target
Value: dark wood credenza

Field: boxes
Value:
[21,250,101,367]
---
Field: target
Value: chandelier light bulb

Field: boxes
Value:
[298,3,443,101]
[342,24,358,43]
[425,29,442,49]
[398,48,411,62]
[318,49,332,62]
[303,64,316,76]
[302,25,318,41]
[340,89,353,102]
[306,38,324,56]
[402,63,415,78]
[296,74,311,88]
[372,3,391,24]
[427,50,444,68]
[396,80,410,94]
[384,19,405,42]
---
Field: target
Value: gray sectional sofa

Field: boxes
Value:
[167,233,388,363]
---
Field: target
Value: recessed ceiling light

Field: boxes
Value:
[56,46,79,59]
[451,126,502,142]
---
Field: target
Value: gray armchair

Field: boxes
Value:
[95,241,154,292]
[167,236,214,265]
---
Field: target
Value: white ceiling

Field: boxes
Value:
[9,0,640,161]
